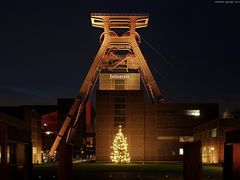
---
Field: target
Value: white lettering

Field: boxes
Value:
[110,74,130,79]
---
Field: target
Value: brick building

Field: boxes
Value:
[194,118,240,164]
[0,106,41,179]
[95,72,221,162]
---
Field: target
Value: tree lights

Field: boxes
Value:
[110,125,131,163]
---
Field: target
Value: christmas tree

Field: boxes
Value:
[110,125,131,163]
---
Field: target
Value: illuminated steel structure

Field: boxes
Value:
[49,13,163,156]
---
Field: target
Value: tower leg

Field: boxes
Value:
[49,40,108,156]
[131,40,163,102]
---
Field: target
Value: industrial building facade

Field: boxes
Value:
[0,107,41,180]
[95,72,221,162]
[194,118,240,164]
[96,90,145,161]
[144,103,219,162]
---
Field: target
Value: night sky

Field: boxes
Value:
[0,0,240,112]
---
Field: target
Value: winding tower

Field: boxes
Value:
[49,13,163,157]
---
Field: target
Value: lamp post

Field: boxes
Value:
[210,147,215,164]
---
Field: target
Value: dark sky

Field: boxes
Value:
[0,0,240,112]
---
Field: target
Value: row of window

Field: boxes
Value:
[113,96,126,132]
[157,136,194,142]
[195,128,217,139]
[185,110,200,116]
[157,109,201,117]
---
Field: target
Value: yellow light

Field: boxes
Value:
[45,131,54,135]
[110,125,131,164]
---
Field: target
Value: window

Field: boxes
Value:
[114,109,126,116]
[179,148,184,155]
[179,136,194,142]
[157,136,178,141]
[32,147,37,154]
[114,104,126,109]
[114,117,126,123]
[115,79,125,90]
[44,131,54,135]
[7,145,10,164]
[114,123,125,129]
[185,110,200,116]
[114,96,126,133]
[202,147,208,163]
[211,128,217,138]
[0,145,1,164]
[114,97,125,103]
[86,137,94,148]
[32,147,37,163]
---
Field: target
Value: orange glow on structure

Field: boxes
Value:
[86,100,91,132]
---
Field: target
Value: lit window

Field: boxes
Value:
[32,147,37,154]
[179,148,184,155]
[185,110,200,116]
[0,145,1,164]
[157,136,179,141]
[7,145,10,163]
[202,147,207,163]
[211,128,217,138]
[179,136,194,142]
[44,131,54,135]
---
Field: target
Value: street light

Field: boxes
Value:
[210,147,215,164]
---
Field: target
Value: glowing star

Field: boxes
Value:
[110,125,131,164]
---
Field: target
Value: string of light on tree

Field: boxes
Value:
[110,125,131,163]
